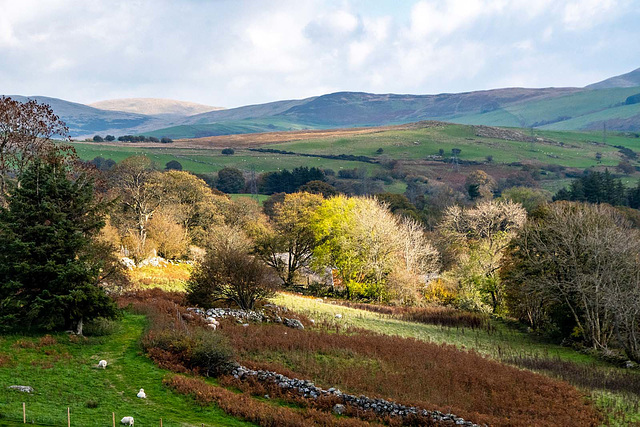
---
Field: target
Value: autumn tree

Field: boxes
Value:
[255,192,323,286]
[465,170,496,201]
[186,245,279,310]
[108,156,164,260]
[312,196,439,302]
[502,202,640,360]
[439,200,526,313]
[0,96,69,201]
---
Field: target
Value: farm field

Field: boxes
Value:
[71,122,640,195]
[0,314,250,426]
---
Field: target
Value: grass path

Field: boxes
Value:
[0,314,252,426]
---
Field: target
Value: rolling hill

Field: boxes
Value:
[89,98,224,116]
[4,67,640,138]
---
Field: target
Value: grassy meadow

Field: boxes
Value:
[72,122,640,195]
[0,314,250,426]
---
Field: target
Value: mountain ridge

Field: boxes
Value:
[3,67,639,138]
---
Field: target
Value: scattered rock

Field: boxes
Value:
[119,257,136,270]
[283,318,304,330]
[9,385,33,393]
[333,404,346,415]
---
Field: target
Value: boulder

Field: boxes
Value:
[9,385,33,393]
[283,318,304,330]
[333,404,346,415]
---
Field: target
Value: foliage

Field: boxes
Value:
[465,170,496,200]
[165,159,183,170]
[439,200,526,313]
[0,96,70,200]
[258,166,325,194]
[0,156,117,334]
[220,321,601,426]
[500,186,551,214]
[221,148,235,155]
[255,192,323,286]
[554,169,627,206]
[187,245,279,310]
[216,167,245,193]
[502,202,640,361]
[312,196,439,302]
[297,179,337,197]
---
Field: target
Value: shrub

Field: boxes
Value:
[221,148,235,155]
[186,246,279,310]
[190,330,235,377]
[220,322,602,426]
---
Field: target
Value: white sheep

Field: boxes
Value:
[98,360,107,369]
[335,314,342,319]
[121,416,134,425]
[137,388,146,399]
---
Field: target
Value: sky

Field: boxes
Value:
[0,0,639,108]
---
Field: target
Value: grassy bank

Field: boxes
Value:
[0,314,250,426]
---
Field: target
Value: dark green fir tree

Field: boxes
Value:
[0,157,117,334]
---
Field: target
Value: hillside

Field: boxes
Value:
[90,98,224,116]
[587,67,640,89]
[5,67,640,138]
[3,95,171,138]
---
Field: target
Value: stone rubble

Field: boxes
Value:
[187,306,306,330]
[229,366,478,426]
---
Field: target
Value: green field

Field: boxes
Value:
[72,123,640,195]
[0,314,250,426]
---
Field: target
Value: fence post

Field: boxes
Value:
[160,418,163,427]
[67,407,70,427]
[113,412,116,427]
[23,402,25,423]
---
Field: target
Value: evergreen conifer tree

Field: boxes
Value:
[0,157,117,333]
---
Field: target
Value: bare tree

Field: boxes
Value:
[439,200,526,312]
[187,245,279,310]
[503,202,640,358]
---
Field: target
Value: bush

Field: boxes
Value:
[187,246,279,310]
[221,148,235,155]
[190,330,235,376]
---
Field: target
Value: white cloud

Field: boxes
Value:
[563,0,618,30]
[0,0,638,106]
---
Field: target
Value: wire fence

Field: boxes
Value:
[0,403,205,426]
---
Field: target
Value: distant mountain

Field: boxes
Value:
[587,67,640,89]
[4,95,170,138]
[89,98,223,116]
[5,67,640,138]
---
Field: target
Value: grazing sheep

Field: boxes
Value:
[335,314,342,319]
[137,388,146,398]
[121,416,134,425]
[98,360,107,369]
